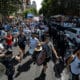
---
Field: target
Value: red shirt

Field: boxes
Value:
[6,35,13,46]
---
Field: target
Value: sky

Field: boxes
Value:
[31,0,43,11]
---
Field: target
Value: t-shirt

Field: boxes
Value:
[23,29,31,39]
[29,37,39,49]
[18,34,26,45]
[43,42,54,57]
[6,35,13,46]
[4,25,11,31]
[70,56,80,75]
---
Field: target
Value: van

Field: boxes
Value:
[65,28,80,43]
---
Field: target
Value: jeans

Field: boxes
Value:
[8,75,13,80]
[6,45,12,49]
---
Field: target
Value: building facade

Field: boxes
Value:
[31,1,37,9]
[22,0,31,11]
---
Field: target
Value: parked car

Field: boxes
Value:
[65,28,80,43]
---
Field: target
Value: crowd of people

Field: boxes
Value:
[0,18,80,80]
[48,16,80,80]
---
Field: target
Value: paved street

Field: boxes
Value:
[0,45,70,80]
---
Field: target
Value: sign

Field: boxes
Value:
[27,13,34,18]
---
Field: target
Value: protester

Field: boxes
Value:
[17,29,26,58]
[0,49,22,80]
[32,42,48,80]
[67,49,80,80]
[1,16,80,80]
[28,33,39,55]
[4,31,13,49]
[32,43,47,73]
[42,36,59,62]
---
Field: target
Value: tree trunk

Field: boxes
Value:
[2,15,8,24]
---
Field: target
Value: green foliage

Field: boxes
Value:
[29,8,37,15]
[0,0,21,16]
[23,9,29,17]
[23,8,37,17]
[40,0,80,18]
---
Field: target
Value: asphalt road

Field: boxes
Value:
[1,45,70,80]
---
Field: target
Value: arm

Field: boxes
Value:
[49,42,59,59]
[15,50,23,62]
[5,36,12,40]
[0,53,5,57]
[52,47,59,59]
[66,55,75,66]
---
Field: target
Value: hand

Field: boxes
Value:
[15,56,21,62]
[55,55,59,59]
[0,53,5,57]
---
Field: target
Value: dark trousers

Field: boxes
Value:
[8,75,13,80]
[6,45,12,49]
[72,73,79,80]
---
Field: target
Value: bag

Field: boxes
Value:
[36,50,46,65]
[53,58,65,78]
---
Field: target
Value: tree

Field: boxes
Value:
[39,0,80,18]
[0,0,21,16]
[23,8,38,18]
